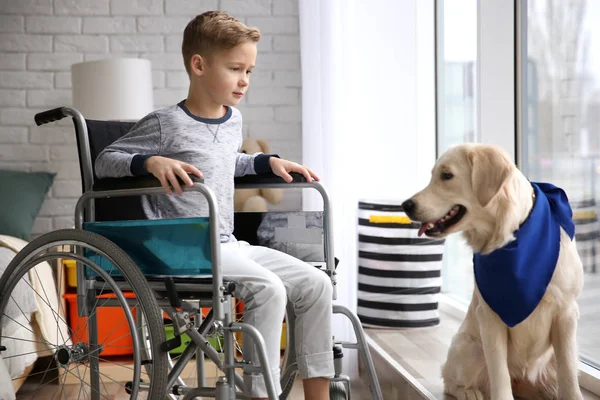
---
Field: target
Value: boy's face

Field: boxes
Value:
[197,42,257,107]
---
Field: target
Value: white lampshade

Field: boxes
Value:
[71,58,154,121]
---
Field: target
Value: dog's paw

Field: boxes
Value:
[558,382,584,400]
[456,388,486,400]
[559,389,583,400]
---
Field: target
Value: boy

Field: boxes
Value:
[95,11,334,400]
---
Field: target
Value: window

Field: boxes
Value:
[521,0,600,367]
[436,0,478,304]
[437,0,600,385]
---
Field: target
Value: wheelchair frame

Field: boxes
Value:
[5,106,384,400]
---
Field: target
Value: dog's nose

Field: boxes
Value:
[402,199,415,214]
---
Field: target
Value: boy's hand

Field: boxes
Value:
[269,157,320,183]
[145,156,203,195]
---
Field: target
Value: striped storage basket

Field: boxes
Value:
[357,200,445,328]
[572,199,600,274]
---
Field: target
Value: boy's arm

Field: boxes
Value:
[95,113,161,179]
[232,111,279,177]
[234,152,280,177]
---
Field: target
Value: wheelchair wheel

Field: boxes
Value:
[330,381,349,400]
[0,229,168,399]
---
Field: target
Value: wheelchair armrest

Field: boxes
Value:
[234,172,307,188]
[93,175,203,191]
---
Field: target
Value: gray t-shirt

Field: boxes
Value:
[95,101,269,243]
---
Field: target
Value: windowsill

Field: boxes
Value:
[363,294,600,399]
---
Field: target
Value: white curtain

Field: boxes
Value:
[299,0,436,378]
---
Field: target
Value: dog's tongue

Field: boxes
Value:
[418,223,430,237]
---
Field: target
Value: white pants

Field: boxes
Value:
[221,241,334,398]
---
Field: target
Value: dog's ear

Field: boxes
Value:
[468,146,512,207]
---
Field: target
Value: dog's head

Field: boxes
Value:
[402,144,531,253]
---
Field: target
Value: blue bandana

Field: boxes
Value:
[473,182,575,327]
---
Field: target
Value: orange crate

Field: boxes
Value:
[63,292,137,356]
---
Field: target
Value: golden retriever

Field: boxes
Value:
[401,143,584,400]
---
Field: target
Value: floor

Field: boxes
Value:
[15,356,370,399]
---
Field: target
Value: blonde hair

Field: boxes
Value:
[182,11,261,75]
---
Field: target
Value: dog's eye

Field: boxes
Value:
[441,172,454,181]
[241,150,247,154]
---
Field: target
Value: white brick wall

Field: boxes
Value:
[0,0,302,237]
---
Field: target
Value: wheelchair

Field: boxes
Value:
[0,106,383,400]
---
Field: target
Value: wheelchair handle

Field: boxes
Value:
[34,107,68,126]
